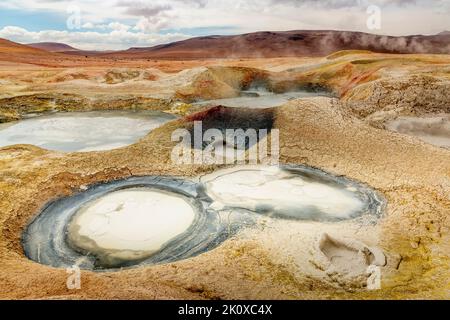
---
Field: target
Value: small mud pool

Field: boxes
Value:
[0,111,176,152]
[195,90,331,108]
[23,166,384,271]
[385,115,450,149]
[199,165,384,222]
[23,176,248,270]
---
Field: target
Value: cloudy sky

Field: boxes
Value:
[0,0,449,50]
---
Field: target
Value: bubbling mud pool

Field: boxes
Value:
[22,166,384,271]
[0,111,176,152]
[385,114,450,149]
[199,165,384,222]
[194,90,331,108]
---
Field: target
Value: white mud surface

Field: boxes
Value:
[0,111,175,152]
[200,165,383,221]
[68,188,196,264]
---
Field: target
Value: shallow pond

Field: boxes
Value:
[0,110,176,152]
[199,165,384,222]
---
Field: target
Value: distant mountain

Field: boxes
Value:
[0,38,68,65]
[27,42,80,52]
[0,38,53,55]
[438,31,450,36]
[101,30,450,59]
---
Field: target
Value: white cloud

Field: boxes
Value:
[133,17,170,33]
[80,22,131,32]
[81,22,95,29]
[0,25,189,50]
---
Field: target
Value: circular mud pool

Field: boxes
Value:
[0,111,176,152]
[195,90,331,109]
[199,165,384,222]
[23,166,384,271]
[23,176,248,270]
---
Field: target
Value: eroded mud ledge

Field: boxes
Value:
[0,52,449,299]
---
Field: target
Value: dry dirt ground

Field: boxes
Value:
[0,51,449,299]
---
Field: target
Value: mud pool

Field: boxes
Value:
[195,90,331,108]
[199,165,384,222]
[23,165,384,271]
[0,111,176,152]
[385,115,450,148]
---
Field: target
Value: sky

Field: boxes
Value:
[0,0,449,50]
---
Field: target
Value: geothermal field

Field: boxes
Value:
[0,29,449,301]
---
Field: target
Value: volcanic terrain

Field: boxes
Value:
[0,32,449,300]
